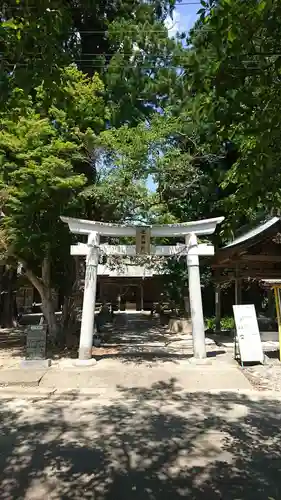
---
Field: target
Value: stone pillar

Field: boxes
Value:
[215,284,221,331]
[234,267,242,305]
[184,295,190,317]
[117,290,121,312]
[186,233,206,359]
[78,231,99,362]
[140,283,144,311]
[267,288,275,319]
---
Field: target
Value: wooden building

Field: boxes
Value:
[212,217,281,329]
[97,264,163,311]
[16,264,164,314]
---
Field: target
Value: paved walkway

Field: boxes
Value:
[0,358,252,393]
[0,313,253,393]
[0,386,281,499]
[0,312,231,367]
[1,315,280,498]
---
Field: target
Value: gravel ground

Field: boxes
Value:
[243,352,281,391]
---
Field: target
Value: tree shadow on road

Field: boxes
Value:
[90,349,227,366]
[0,328,25,361]
[0,380,280,499]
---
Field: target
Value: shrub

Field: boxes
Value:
[205,316,235,331]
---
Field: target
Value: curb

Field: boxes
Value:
[0,387,281,400]
[0,387,56,398]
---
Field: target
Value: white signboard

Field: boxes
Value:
[233,304,264,364]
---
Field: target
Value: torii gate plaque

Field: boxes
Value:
[61,216,224,364]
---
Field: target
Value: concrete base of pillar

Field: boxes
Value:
[20,359,51,369]
[168,318,192,334]
[188,357,212,365]
[73,358,97,367]
[78,347,93,360]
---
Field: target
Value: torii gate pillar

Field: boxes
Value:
[186,233,206,359]
[78,232,99,361]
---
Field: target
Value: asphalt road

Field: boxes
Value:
[0,384,281,500]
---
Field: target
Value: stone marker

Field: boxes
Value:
[21,324,51,368]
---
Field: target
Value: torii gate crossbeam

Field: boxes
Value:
[61,216,224,364]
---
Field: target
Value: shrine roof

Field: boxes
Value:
[213,216,281,280]
[224,217,280,249]
[261,279,281,286]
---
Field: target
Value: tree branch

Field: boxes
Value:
[20,261,45,297]
[42,255,51,288]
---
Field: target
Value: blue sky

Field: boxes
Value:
[146,1,200,191]
[165,1,200,38]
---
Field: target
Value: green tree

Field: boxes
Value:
[184,0,281,225]
[0,93,86,338]
[1,0,181,126]
[0,69,97,336]
[0,65,156,336]
[0,0,190,332]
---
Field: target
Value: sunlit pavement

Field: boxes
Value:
[1,385,281,499]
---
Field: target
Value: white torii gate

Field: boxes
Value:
[61,216,224,364]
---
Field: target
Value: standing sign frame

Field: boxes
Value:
[273,285,281,362]
[233,304,264,367]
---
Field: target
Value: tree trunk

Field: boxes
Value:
[61,256,81,337]
[41,292,58,341]
[0,267,18,328]
[23,257,59,341]
[61,295,76,331]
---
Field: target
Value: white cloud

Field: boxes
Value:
[165,10,181,38]
[165,9,193,38]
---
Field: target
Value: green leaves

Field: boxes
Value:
[227,28,236,43]
[0,65,110,267]
[170,0,281,232]
[257,0,266,13]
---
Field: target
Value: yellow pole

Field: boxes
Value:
[274,286,281,361]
